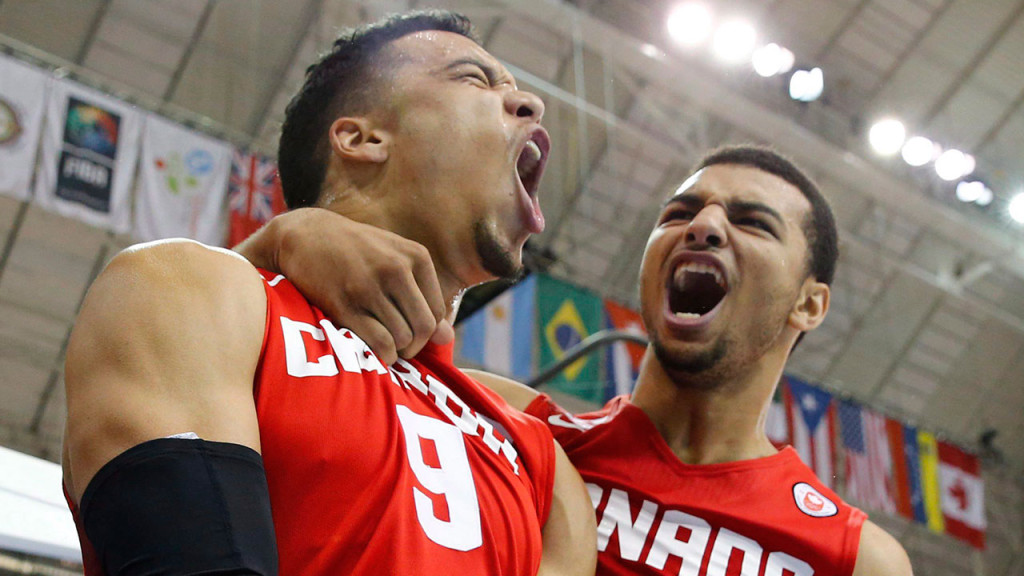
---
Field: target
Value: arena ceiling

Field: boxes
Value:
[1,1,1023,572]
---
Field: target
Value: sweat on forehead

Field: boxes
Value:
[382,31,510,82]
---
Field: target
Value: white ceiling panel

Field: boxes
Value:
[0,0,104,61]
[0,358,50,429]
[109,0,207,42]
[83,41,174,97]
[93,11,186,71]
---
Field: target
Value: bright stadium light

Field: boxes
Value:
[713,20,757,63]
[1009,193,1024,223]
[667,3,713,46]
[935,148,970,181]
[976,185,994,206]
[868,119,905,155]
[962,153,976,177]
[752,43,795,77]
[956,181,984,203]
[789,68,823,102]
[640,43,665,60]
[901,136,936,166]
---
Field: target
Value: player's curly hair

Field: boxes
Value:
[278,10,478,209]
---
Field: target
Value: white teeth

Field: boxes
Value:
[524,140,542,163]
[672,261,725,289]
[674,312,700,319]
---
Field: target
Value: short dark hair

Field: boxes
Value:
[278,10,477,209]
[694,145,839,286]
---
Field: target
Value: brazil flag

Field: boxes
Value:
[536,274,604,403]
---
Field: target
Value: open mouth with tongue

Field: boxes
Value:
[667,259,728,324]
[513,130,549,234]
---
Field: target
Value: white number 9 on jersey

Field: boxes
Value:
[397,405,483,551]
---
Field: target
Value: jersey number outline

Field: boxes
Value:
[396,405,483,551]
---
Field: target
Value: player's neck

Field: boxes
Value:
[323,196,466,320]
[631,352,782,465]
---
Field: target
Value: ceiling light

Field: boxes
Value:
[789,68,823,102]
[640,43,665,60]
[712,20,757,63]
[962,154,976,177]
[667,3,713,46]
[976,185,994,206]
[956,181,984,203]
[935,149,970,181]
[752,43,795,77]
[1009,193,1024,223]
[901,136,936,166]
[868,118,905,155]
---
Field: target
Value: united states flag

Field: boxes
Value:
[226,149,286,247]
[839,401,897,513]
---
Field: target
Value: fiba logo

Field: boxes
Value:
[793,482,838,517]
[0,99,22,146]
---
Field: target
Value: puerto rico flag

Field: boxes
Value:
[226,148,286,247]
[785,376,837,489]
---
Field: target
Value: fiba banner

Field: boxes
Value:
[133,114,231,244]
[226,148,286,247]
[603,299,646,401]
[0,55,48,199]
[34,77,140,233]
[536,274,604,403]
[458,275,536,380]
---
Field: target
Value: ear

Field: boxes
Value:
[789,278,829,332]
[328,117,389,164]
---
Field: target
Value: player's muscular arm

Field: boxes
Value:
[63,240,273,574]
[234,208,454,363]
[852,520,913,576]
[538,442,598,576]
[461,369,541,411]
[65,240,267,498]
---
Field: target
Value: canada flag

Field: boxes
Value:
[938,441,985,549]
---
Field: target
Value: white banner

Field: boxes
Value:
[133,114,231,244]
[33,77,141,233]
[0,55,48,199]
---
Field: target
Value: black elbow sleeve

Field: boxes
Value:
[80,438,278,576]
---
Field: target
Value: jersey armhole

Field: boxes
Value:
[841,507,868,576]
[524,393,554,420]
[251,269,276,399]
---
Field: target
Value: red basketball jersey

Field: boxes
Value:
[255,271,555,575]
[526,395,865,576]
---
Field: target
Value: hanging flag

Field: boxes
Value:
[226,148,286,247]
[886,419,914,519]
[0,55,48,200]
[918,429,946,534]
[536,274,604,403]
[902,424,928,525]
[133,114,232,245]
[838,401,897,513]
[34,77,141,233]
[765,378,789,449]
[458,276,536,381]
[938,441,985,549]
[602,299,646,401]
[784,377,837,488]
